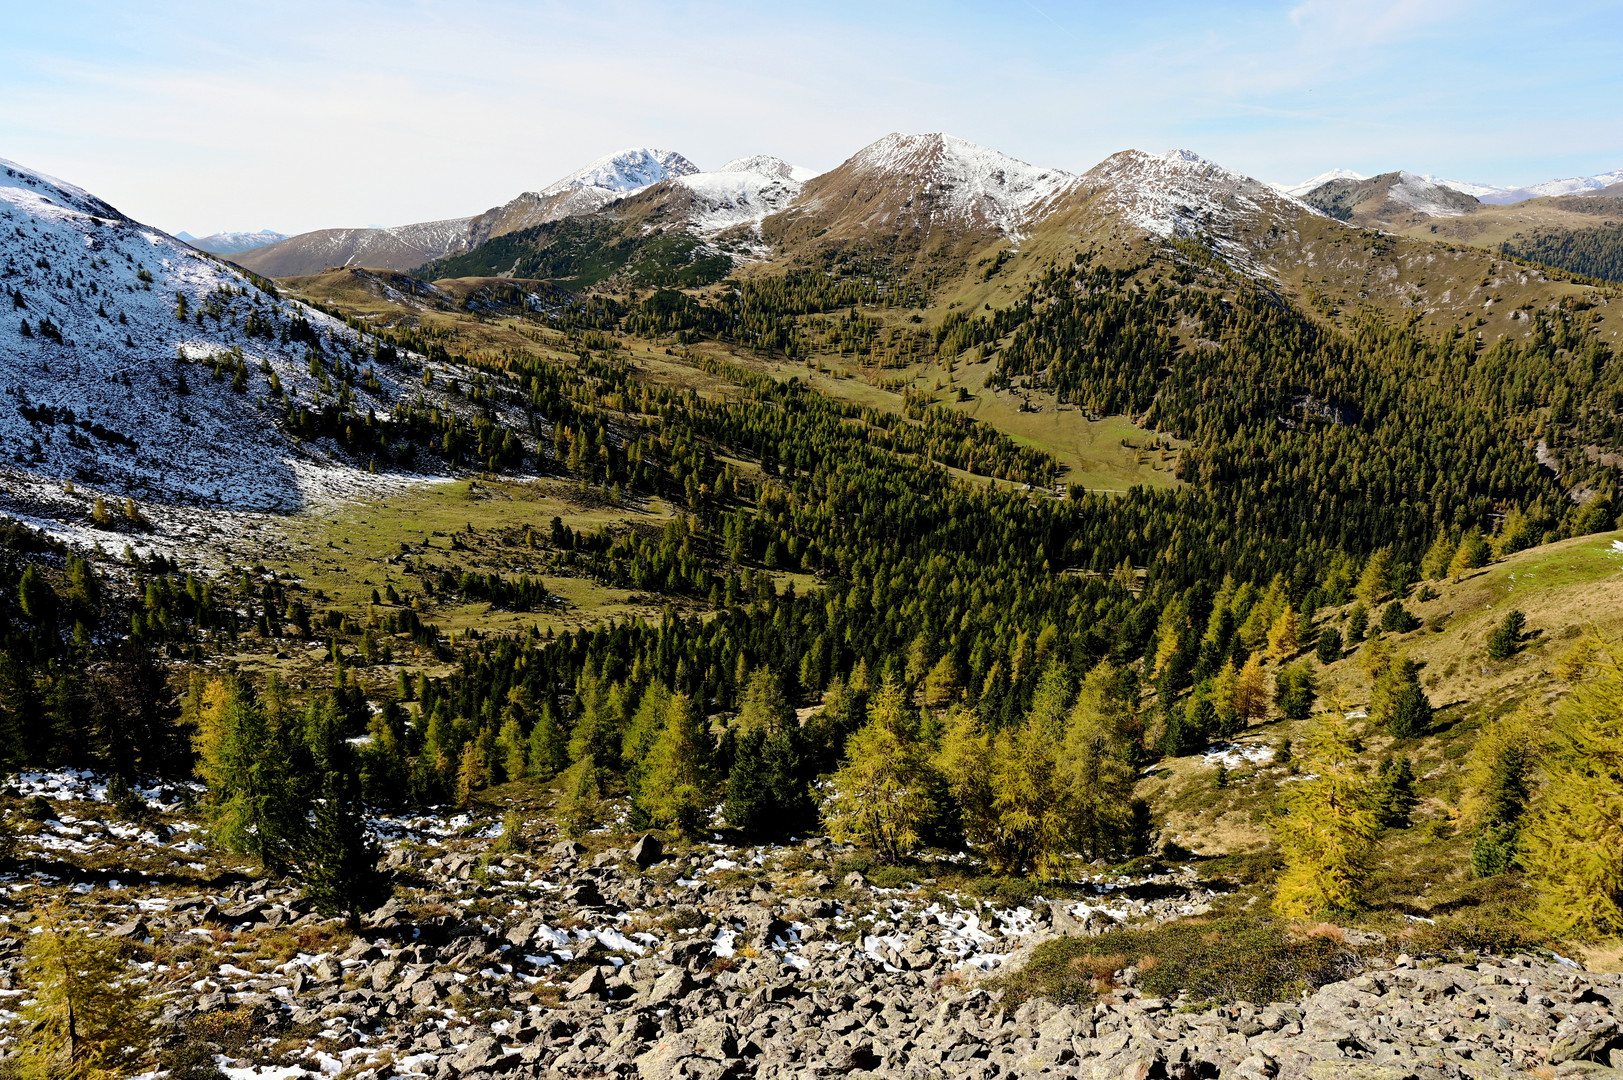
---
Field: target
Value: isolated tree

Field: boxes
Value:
[1379,601,1419,634]
[1346,603,1369,644]
[638,693,713,834]
[1372,656,1431,738]
[1372,756,1418,829]
[14,912,151,1080]
[1485,609,1526,661]
[1315,626,1344,665]
[1521,644,1623,938]
[1274,660,1317,721]
[823,676,931,863]
[1273,714,1379,918]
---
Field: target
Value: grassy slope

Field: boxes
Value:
[1143,530,1623,944]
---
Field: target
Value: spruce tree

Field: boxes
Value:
[1373,657,1431,738]
[1273,660,1317,720]
[296,721,390,927]
[1485,609,1525,661]
[1315,626,1344,665]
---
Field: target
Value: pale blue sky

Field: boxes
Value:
[2,0,1618,235]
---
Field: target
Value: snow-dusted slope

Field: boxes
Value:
[1082,150,1312,250]
[1272,169,1365,198]
[0,156,480,524]
[456,148,700,253]
[846,132,1074,234]
[183,229,288,255]
[668,156,815,234]
[765,132,1075,250]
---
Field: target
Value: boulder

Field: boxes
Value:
[630,834,665,868]
[565,966,608,1002]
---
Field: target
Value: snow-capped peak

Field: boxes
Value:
[1272,168,1367,198]
[539,148,699,198]
[839,132,1076,234]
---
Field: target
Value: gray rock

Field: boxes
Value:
[566,966,608,1002]
[631,834,665,868]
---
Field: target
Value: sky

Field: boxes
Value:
[2,0,1619,236]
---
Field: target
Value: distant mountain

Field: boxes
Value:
[231,218,472,278]
[760,132,1074,266]
[180,229,288,255]
[414,151,818,287]
[1477,167,1623,204]
[1272,169,1366,198]
[1299,171,1480,227]
[454,148,700,254]
[1287,166,1623,207]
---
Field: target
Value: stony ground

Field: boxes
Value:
[2,771,1620,1080]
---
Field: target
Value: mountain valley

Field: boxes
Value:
[4,124,1623,1080]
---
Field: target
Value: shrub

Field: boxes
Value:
[1379,602,1419,634]
[994,916,1353,1008]
[1315,626,1343,665]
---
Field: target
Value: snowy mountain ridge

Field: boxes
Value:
[668,155,816,235]
[537,147,699,198]
[837,132,1077,235]
[1282,164,1623,206]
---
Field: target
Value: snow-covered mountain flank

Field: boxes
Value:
[0,156,499,543]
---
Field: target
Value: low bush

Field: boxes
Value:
[993,915,1354,1007]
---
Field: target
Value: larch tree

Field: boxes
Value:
[191,676,302,875]
[13,912,151,1080]
[637,692,714,835]
[1060,661,1142,860]
[823,676,931,863]
[1273,713,1379,918]
[1231,652,1271,725]
[1521,644,1623,939]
